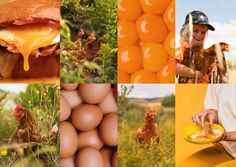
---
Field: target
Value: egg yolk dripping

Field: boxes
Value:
[0,23,59,71]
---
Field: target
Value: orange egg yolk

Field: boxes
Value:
[136,14,168,43]
[118,21,138,47]
[118,45,143,74]
[118,0,142,21]
[142,43,168,72]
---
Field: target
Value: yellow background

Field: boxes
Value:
[176,84,235,167]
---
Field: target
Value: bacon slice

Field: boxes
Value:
[0,0,60,28]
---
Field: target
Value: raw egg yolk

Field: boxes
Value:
[157,58,175,83]
[163,0,175,31]
[130,69,159,83]
[118,70,131,83]
[142,43,168,72]
[118,0,142,21]
[136,14,168,43]
[118,45,143,74]
[118,21,138,47]
[140,0,172,14]
[164,32,175,58]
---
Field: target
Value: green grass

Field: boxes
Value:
[0,84,59,166]
[119,107,175,167]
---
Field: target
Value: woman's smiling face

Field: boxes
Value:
[192,24,208,47]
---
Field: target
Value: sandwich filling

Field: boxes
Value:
[0,23,59,72]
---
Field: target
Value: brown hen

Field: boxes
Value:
[179,42,230,83]
[136,109,159,144]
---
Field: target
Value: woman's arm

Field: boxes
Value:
[222,131,236,141]
[176,61,200,78]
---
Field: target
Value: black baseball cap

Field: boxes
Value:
[183,10,215,31]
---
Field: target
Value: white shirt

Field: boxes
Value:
[204,84,236,132]
[204,84,236,157]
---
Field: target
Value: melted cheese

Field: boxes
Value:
[0,23,59,71]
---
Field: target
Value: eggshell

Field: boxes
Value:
[60,95,71,121]
[77,129,104,150]
[100,148,113,167]
[60,122,79,159]
[76,147,103,167]
[60,156,75,167]
[62,84,79,91]
[112,151,118,167]
[99,113,118,146]
[79,84,111,104]
[71,104,103,131]
[99,91,118,114]
[61,90,83,109]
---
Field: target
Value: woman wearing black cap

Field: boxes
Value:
[176,10,215,83]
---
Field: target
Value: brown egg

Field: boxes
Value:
[60,122,79,159]
[71,104,103,131]
[99,113,118,146]
[77,129,104,150]
[60,156,75,167]
[112,151,118,167]
[76,147,103,167]
[61,90,83,109]
[99,90,118,114]
[60,95,71,121]
[62,84,79,91]
[79,84,111,104]
[100,148,113,167]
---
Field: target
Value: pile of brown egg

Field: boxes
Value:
[60,84,118,167]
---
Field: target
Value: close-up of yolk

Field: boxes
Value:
[157,58,175,83]
[130,69,159,83]
[118,45,143,74]
[140,0,172,14]
[136,14,168,43]
[118,0,175,83]
[164,31,175,58]
[163,0,175,31]
[142,43,168,72]
[118,21,138,47]
[118,0,143,21]
[118,70,131,83]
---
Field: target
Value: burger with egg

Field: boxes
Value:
[0,0,60,81]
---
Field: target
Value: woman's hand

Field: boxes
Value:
[192,109,218,126]
[221,131,236,141]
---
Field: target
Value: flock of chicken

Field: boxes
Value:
[62,29,109,65]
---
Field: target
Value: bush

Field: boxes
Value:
[162,94,175,107]
[60,0,117,83]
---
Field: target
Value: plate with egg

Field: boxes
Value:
[184,122,224,144]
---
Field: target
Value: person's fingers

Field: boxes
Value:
[191,116,196,123]
[208,114,215,125]
[195,114,202,125]
[200,111,207,126]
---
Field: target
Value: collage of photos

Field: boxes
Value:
[0,0,236,167]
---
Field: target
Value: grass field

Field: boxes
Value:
[0,85,59,167]
[118,104,175,167]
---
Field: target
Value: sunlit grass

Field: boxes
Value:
[0,84,59,166]
[119,107,175,167]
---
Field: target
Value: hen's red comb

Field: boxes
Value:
[15,105,22,111]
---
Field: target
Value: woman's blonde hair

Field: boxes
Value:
[180,23,208,48]
[180,24,191,43]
